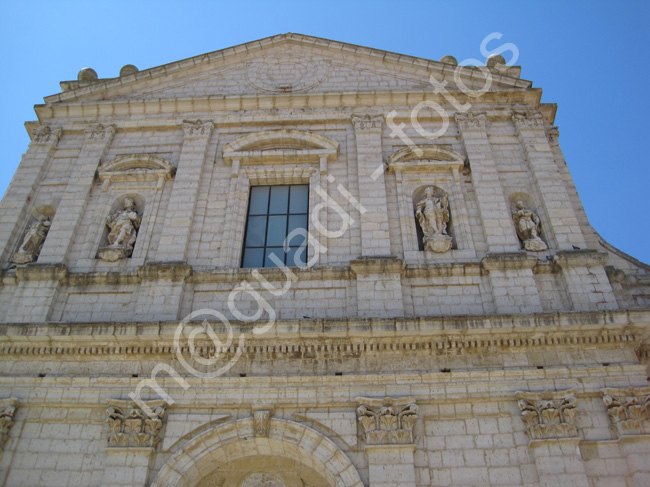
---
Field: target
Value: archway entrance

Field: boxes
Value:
[150,418,363,487]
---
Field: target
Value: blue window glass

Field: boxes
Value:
[241,185,309,268]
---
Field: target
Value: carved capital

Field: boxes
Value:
[455,112,487,131]
[512,111,545,130]
[602,387,650,437]
[546,127,560,144]
[356,396,418,445]
[182,119,213,138]
[105,400,166,448]
[0,398,18,452]
[253,409,271,437]
[351,114,383,132]
[516,390,578,440]
[84,124,116,144]
[31,125,62,146]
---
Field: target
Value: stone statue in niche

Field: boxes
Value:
[512,200,547,251]
[98,198,141,262]
[416,186,453,253]
[12,216,51,264]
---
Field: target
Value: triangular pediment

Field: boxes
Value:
[45,34,531,105]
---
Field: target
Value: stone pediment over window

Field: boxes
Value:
[223,129,339,166]
[98,154,176,186]
[386,145,465,174]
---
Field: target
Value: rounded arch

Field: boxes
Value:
[223,129,340,153]
[150,418,363,487]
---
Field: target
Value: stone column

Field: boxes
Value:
[455,112,520,253]
[512,110,586,250]
[351,115,391,257]
[357,396,418,487]
[602,387,650,487]
[516,390,590,487]
[156,120,214,262]
[0,125,61,265]
[103,400,166,487]
[38,124,116,264]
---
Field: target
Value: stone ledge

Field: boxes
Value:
[15,263,68,283]
[350,256,405,275]
[481,252,538,272]
[138,262,192,282]
[553,250,609,269]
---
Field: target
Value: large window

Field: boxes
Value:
[241,185,309,268]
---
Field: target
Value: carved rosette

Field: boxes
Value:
[84,124,116,143]
[253,409,271,437]
[351,115,384,132]
[602,387,650,437]
[516,390,578,440]
[356,396,418,445]
[105,400,166,448]
[512,111,545,130]
[31,125,62,146]
[0,398,18,452]
[182,119,213,138]
[455,112,487,131]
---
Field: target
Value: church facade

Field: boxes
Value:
[0,33,649,487]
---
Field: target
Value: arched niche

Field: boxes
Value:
[386,145,474,262]
[412,185,456,251]
[149,418,363,487]
[96,194,145,261]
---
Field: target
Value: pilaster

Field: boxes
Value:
[0,125,61,266]
[38,124,115,264]
[156,120,214,262]
[352,115,391,257]
[455,112,520,253]
[481,252,543,314]
[517,390,590,487]
[5,264,68,323]
[513,111,586,250]
[350,257,405,318]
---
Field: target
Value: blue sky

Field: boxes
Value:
[1,1,649,264]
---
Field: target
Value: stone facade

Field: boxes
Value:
[0,33,649,487]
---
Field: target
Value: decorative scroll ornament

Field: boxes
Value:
[416,186,452,253]
[182,119,213,138]
[516,390,578,440]
[602,387,650,437]
[105,400,166,448]
[351,114,383,132]
[98,198,141,262]
[12,216,52,264]
[356,396,418,445]
[253,409,271,437]
[512,110,545,129]
[512,201,547,251]
[31,125,62,145]
[455,112,487,131]
[84,124,116,143]
[0,398,18,452]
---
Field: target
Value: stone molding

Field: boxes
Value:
[106,399,167,448]
[356,396,418,445]
[455,112,487,131]
[0,398,18,453]
[15,263,68,283]
[516,389,578,440]
[512,110,546,130]
[30,125,62,146]
[481,252,539,272]
[137,262,192,282]
[386,145,465,175]
[182,119,213,138]
[552,249,609,269]
[351,114,384,132]
[349,256,405,275]
[602,387,650,437]
[84,124,116,144]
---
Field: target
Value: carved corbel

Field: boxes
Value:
[105,399,167,448]
[356,396,418,445]
[516,390,578,440]
[0,398,18,453]
[602,387,650,437]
